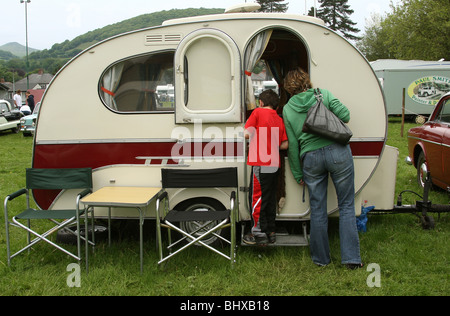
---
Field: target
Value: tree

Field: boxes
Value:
[357,0,450,61]
[309,0,360,41]
[356,13,392,61]
[257,0,288,13]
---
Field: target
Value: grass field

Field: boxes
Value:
[0,119,449,297]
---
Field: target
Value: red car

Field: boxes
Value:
[407,92,450,191]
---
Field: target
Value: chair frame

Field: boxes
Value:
[4,168,93,266]
[155,167,238,266]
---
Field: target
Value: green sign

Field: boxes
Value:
[408,76,450,106]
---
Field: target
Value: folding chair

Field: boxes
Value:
[156,167,238,266]
[4,168,93,266]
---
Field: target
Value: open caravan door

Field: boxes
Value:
[174,29,242,123]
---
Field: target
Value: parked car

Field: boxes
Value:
[20,102,40,136]
[407,92,450,191]
[0,99,22,134]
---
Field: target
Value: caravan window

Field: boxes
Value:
[99,51,174,113]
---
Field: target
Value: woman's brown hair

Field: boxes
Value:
[283,67,313,95]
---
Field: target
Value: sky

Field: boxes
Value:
[2,0,401,50]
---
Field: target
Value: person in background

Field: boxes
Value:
[282,67,363,269]
[26,91,35,113]
[13,90,22,109]
[20,103,31,116]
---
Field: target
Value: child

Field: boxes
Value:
[244,89,288,245]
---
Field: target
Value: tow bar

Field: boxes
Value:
[389,172,450,229]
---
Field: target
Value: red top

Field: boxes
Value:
[245,107,288,167]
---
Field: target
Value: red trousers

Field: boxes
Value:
[248,166,279,237]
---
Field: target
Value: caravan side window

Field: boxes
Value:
[99,51,174,113]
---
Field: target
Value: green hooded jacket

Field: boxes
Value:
[282,88,350,183]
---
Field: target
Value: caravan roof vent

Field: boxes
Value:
[225,3,261,13]
[145,34,182,45]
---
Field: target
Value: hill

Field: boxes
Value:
[30,8,224,60]
[0,42,39,58]
[0,8,224,78]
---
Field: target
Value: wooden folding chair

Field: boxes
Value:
[155,167,238,266]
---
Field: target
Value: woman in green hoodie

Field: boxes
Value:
[282,67,362,269]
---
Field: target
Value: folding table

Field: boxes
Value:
[81,186,161,273]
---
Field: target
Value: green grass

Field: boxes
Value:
[0,122,449,297]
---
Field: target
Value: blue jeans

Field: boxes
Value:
[302,143,361,266]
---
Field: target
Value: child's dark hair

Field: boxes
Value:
[259,89,280,110]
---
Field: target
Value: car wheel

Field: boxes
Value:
[175,197,229,247]
[416,151,429,189]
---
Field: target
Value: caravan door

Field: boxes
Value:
[174,29,242,123]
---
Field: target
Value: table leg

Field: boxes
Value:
[108,207,111,247]
[138,207,144,274]
[85,206,89,274]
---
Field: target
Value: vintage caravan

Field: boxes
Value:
[32,4,398,245]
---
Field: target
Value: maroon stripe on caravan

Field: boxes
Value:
[31,140,384,209]
[33,140,384,169]
[33,141,246,169]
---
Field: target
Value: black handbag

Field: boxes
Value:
[302,88,352,145]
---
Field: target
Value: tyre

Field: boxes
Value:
[174,197,229,247]
[416,151,429,189]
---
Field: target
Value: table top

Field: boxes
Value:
[81,186,162,207]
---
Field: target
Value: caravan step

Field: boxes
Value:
[241,233,309,247]
[240,222,309,247]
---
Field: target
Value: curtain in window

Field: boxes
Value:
[101,63,124,110]
[267,59,289,113]
[244,30,272,110]
[137,63,163,111]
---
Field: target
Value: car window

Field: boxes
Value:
[437,99,450,123]
[99,51,174,113]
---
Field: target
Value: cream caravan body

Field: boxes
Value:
[33,7,397,226]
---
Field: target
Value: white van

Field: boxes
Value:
[32,4,398,244]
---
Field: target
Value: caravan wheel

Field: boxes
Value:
[175,198,229,247]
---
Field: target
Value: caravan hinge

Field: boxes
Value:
[240,187,249,192]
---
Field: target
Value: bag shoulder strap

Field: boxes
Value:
[314,88,323,101]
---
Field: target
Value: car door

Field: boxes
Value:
[437,97,450,189]
[443,128,450,190]
[422,118,444,184]
[0,101,15,121]
[0,102,8,125]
